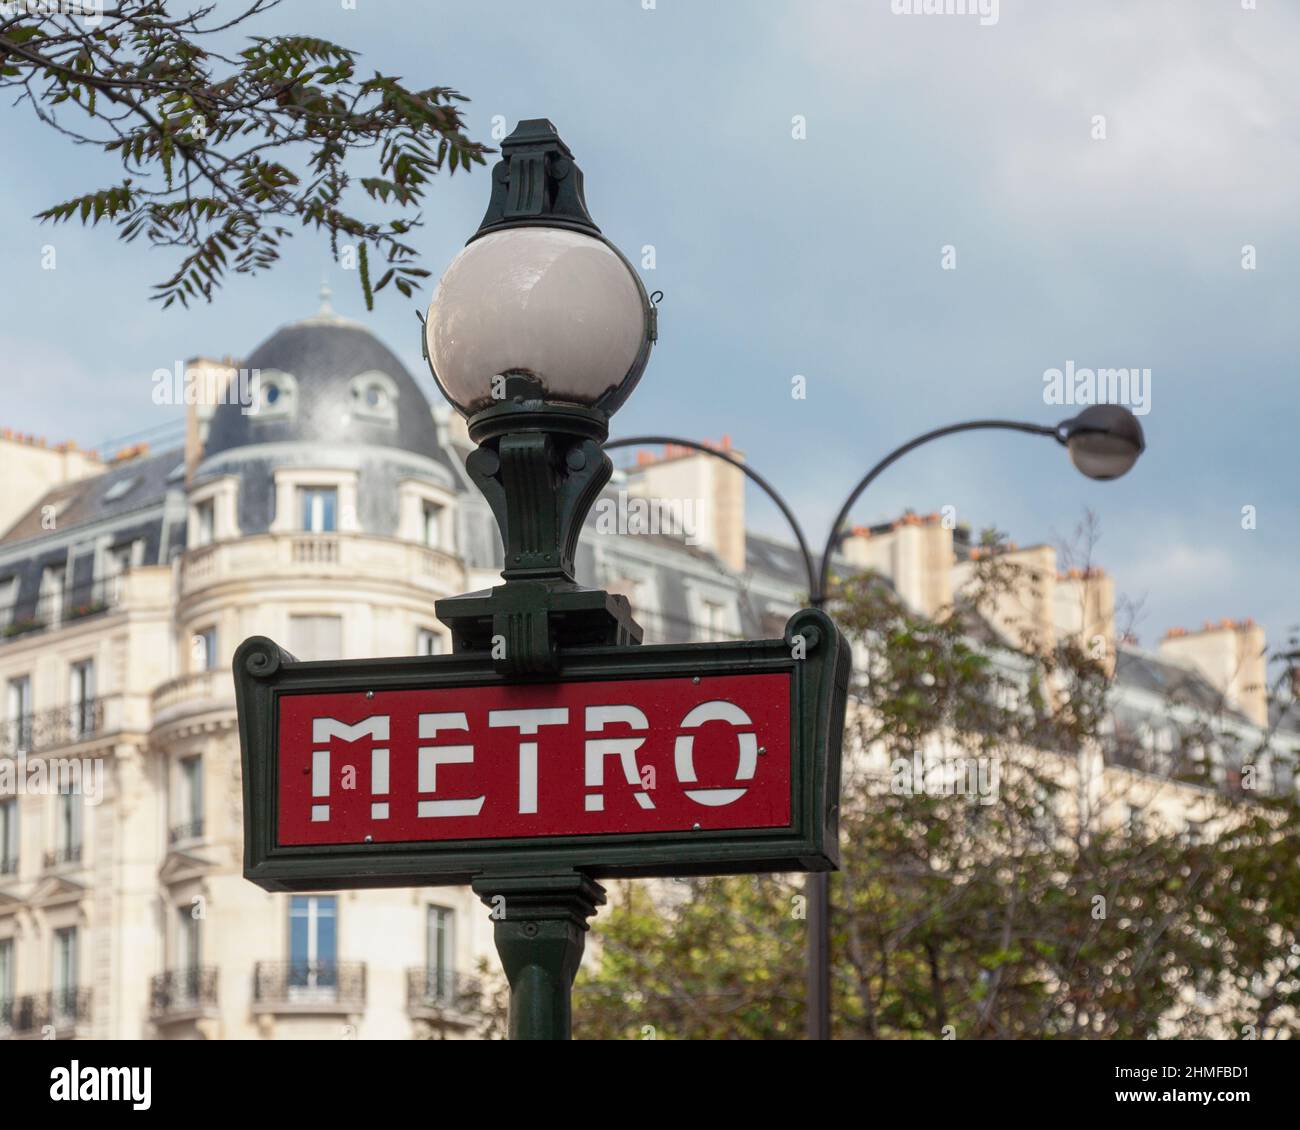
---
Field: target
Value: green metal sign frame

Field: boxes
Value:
[235,608,848,893]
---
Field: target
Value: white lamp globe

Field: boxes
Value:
[425,226,649,417]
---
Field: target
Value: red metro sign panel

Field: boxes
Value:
[235,609,849,891]
[277,674,791,846]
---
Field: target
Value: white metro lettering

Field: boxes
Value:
[673,700,758,806]
[304,698,765,821]
[584,704,653,812]
[417,712,484,818]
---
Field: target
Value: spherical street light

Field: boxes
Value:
[424,118,655,423]
[1059,405,1146,481]
[426,227,650,417]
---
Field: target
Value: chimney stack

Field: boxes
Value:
[184,356,240,483]
[1158,619,1268,728]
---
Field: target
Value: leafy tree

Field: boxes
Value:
[1,0,489,307]
[566,528,1300,1039]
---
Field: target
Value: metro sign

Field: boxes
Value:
[235,609,848,890]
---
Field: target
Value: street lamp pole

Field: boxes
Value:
[607,404,1145,1040]
[423,120,659,1039]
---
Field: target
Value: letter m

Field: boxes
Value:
[312,716,390,743]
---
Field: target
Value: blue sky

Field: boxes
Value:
[0,0,1296,657]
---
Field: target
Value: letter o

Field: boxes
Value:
[673,700,757,807]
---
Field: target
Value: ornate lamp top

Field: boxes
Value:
[471,119,601,242]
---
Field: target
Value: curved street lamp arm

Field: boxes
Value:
[815,419,1060,605]
[604,435,820,603]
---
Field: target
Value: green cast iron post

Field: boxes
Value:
[472,873,606,1040]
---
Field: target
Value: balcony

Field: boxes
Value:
[0,699,107,757]
[0,578,122,647]
[150,967,219,1023]
[252,961,366,1015]
[1,989,91,1038]
[0,857,16,877]
[179,532,462,600]
[168,819,205,846]
[406,968,482,1028]
[44,844,83,870]
[150,669,235,729]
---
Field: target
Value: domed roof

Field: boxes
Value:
[204,295,441,462]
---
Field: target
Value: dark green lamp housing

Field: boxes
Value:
[425,120,655,674]
[1058,404,1146,481]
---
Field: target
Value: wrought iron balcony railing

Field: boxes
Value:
[252,960,366,1012]
[150,967,218,1018]
[168,819,205,846]
[405,967,482,1017]
[0,699,104,756]
[0,578,122,645]
[43,845,83,869]
[1,988,91,1035]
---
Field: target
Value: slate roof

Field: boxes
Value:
[1,447,183,546]
[1114,647,1245,719]
[204,316,443,463]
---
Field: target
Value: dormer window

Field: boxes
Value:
[251,370,297,421]
[422,501,443,549]
[299,487,338,533]
[187,476,240,548]
[103,476,139,503]
[194,500,215,547]
[349,371,399,424]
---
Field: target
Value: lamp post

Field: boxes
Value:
[607,403,1146,1040]
[421,119,659,1038]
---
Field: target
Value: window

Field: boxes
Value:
[0,938,12,1018]
[70,659,95,738]
[40,565,65,625]
[177,905,201,971]
[299,487,338,533]
[252,370,297,420]
[7,676,32,753]
[53,926,78,1012]
[416,629,444,656]
[194,499,215,547]
[0,577,15,627]
[288,895,337,995]
[349,371,399,423]
[55,790,82,863]
[700,599,727,643]
[289,615,342,662]
[103,476,139,503]
[106,543,134,602]
[108,540,140,578]
[0,798,17,875]
[426,905,455,1001]
[175,756,203,841]
[192,626,218,672]
[422,502,443,550]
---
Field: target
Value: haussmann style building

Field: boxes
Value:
[0,297,1295,1039]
